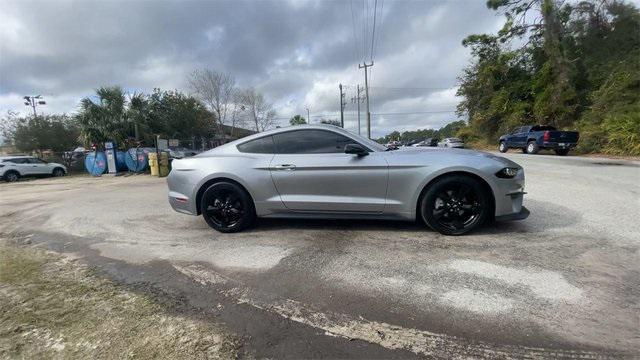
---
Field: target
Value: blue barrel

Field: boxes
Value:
[115,151,127,171]
[125,148,149,172]
[85,151,107,176]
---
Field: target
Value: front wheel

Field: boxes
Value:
[3,171,19,182]
[498,142,508,153]
[420,175,491,235]
[555,148,570,156]
[52,168,65,177]
[200,181,255,233]
[526,141,539,154]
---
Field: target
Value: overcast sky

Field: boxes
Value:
[1,0,510,138]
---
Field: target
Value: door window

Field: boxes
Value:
[27,158,46,164]
[273,130,354,154]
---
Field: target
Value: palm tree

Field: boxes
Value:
[77,86,129,146]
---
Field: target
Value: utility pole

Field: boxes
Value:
[305,107,310,123]
[359,62,373,138]
[351,85,363,135]
[23,95,46,117]
[339,84,346,128]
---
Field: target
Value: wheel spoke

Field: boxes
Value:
[433,208,445,219]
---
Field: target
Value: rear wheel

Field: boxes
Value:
[555,148,570,156]
[200,182,255,233]
[498,142,508,153]
[526,141,539,154]
[420,175,491,235]
[52,168,65,177]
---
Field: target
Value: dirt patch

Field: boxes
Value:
[0,241,240,359]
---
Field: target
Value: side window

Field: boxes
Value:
[6,158,27,164]
[237,136,275,154]
[273,130,353,154]
[513,127,522,134]
[27,158,46,164]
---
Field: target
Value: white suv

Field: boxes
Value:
[0,155,67,182]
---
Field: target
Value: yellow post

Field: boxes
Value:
[148,152,159,176]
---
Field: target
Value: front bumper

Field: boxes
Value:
[495,206,529,221]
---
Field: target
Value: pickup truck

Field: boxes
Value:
[498,125,579,155]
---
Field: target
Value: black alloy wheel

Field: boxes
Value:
[4,171,19,182]
[53,168,65,177]
[200,182,255,233]
[421,175,490,235]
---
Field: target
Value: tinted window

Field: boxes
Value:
[5,158,28,164]
[27,158,46,164]
[273,130,354,154]
[531,125,556,131]
[237,136,275,154]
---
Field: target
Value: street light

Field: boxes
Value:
[23,95,45,117]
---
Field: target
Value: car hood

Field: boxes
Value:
[390,147,521,168]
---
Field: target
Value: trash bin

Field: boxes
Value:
[148,152,159,176]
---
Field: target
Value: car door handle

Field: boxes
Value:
[274,164,296,171]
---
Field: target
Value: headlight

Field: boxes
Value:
[496,167,519,178]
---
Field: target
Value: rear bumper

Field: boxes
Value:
[541,142,577,149]
[495,206,529,221]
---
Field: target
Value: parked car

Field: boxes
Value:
[499,125,579,155]
[438,138,465,148]
[416,138,439,147]
[168,147,199,159]
[0,155,67,182]
[167,125,528,236]
[385,141,401,150]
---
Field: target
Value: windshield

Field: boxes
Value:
[449,138,462,143]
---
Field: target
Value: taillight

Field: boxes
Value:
[543,131,550,142]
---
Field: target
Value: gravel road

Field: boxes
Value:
[1,151,638,358]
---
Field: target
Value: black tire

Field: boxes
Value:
[526,141,539,154]
[52,168,66,177]
[498,142,508,153]
[521,147,527,153]
[3,171,19,182]
[555,148,570,156]
[200,181,255,233]
[420,175,491,236]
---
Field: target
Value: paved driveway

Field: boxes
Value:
[1,152,638,358]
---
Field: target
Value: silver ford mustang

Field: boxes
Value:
[167,125,528,235]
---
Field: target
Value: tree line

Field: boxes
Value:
[1,69,277,153]
[456,0,639,155]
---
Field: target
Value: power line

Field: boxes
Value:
[349,0,359,64]
[370,0,378,62]
[369,86,457,90]
[373,110,456,116]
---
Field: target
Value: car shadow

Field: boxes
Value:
[247,198,580,236]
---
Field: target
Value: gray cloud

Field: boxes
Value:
[1,0,504,138]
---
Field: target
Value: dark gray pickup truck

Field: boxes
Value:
[498,125,579,156]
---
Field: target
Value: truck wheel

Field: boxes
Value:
[3,171,20,182]
[526,141,539,154]
[555,149,570,156]
[498,142,508,153]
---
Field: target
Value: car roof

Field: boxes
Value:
[0,155,30,159]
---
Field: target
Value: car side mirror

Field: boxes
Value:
[344,143,369,156]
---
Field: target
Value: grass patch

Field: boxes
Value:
[0,243,240,359]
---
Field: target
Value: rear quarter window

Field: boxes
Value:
[237,136,275,154]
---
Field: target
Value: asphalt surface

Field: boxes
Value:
[1,151,639,358]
